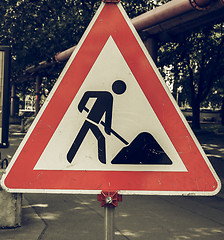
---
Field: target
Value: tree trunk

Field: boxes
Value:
[191,101,201,129]
[221,97,224,126]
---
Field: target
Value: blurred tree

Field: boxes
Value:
[158,23,224,129]
[0,0,169,98]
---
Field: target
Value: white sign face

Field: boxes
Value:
[34,36,186,172]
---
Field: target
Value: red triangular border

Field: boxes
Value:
[2,2,220,195]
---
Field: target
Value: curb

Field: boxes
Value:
[0,197,45,240]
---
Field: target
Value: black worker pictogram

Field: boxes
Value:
[67,79,172,165]
[67,80,127,164]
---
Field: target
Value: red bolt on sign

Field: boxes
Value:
[97,191,122,207]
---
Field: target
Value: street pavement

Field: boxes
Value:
[0,124,224,240]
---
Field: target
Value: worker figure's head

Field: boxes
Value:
[112,80,126,95]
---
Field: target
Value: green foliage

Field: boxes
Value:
[2,0,223,128]
[1,1,100,81]
[0,0,165,94]
[158,22,224,128]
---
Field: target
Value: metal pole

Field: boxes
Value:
[144,37,158,64]
[35,75,42,115]
[97,191,122,240]
[104,206,115,240]
[10,83,16,117]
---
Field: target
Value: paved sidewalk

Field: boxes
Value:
[0,197,45,240]
[0,124,224,240]
[0,124,45,240]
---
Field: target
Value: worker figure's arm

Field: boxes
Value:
[78,91,113,135]
[78,92,91,113]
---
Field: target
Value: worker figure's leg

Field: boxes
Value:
[67,121,90,163]
[95,132,106,164]
[67,120,106,164]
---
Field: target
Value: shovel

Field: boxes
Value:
[83,106,129,145]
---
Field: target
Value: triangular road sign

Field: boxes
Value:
[1,1,221,195]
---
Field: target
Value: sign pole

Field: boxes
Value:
[105,206,115,240]
[97,191,122,240]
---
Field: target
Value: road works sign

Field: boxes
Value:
[1,1,221,195]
